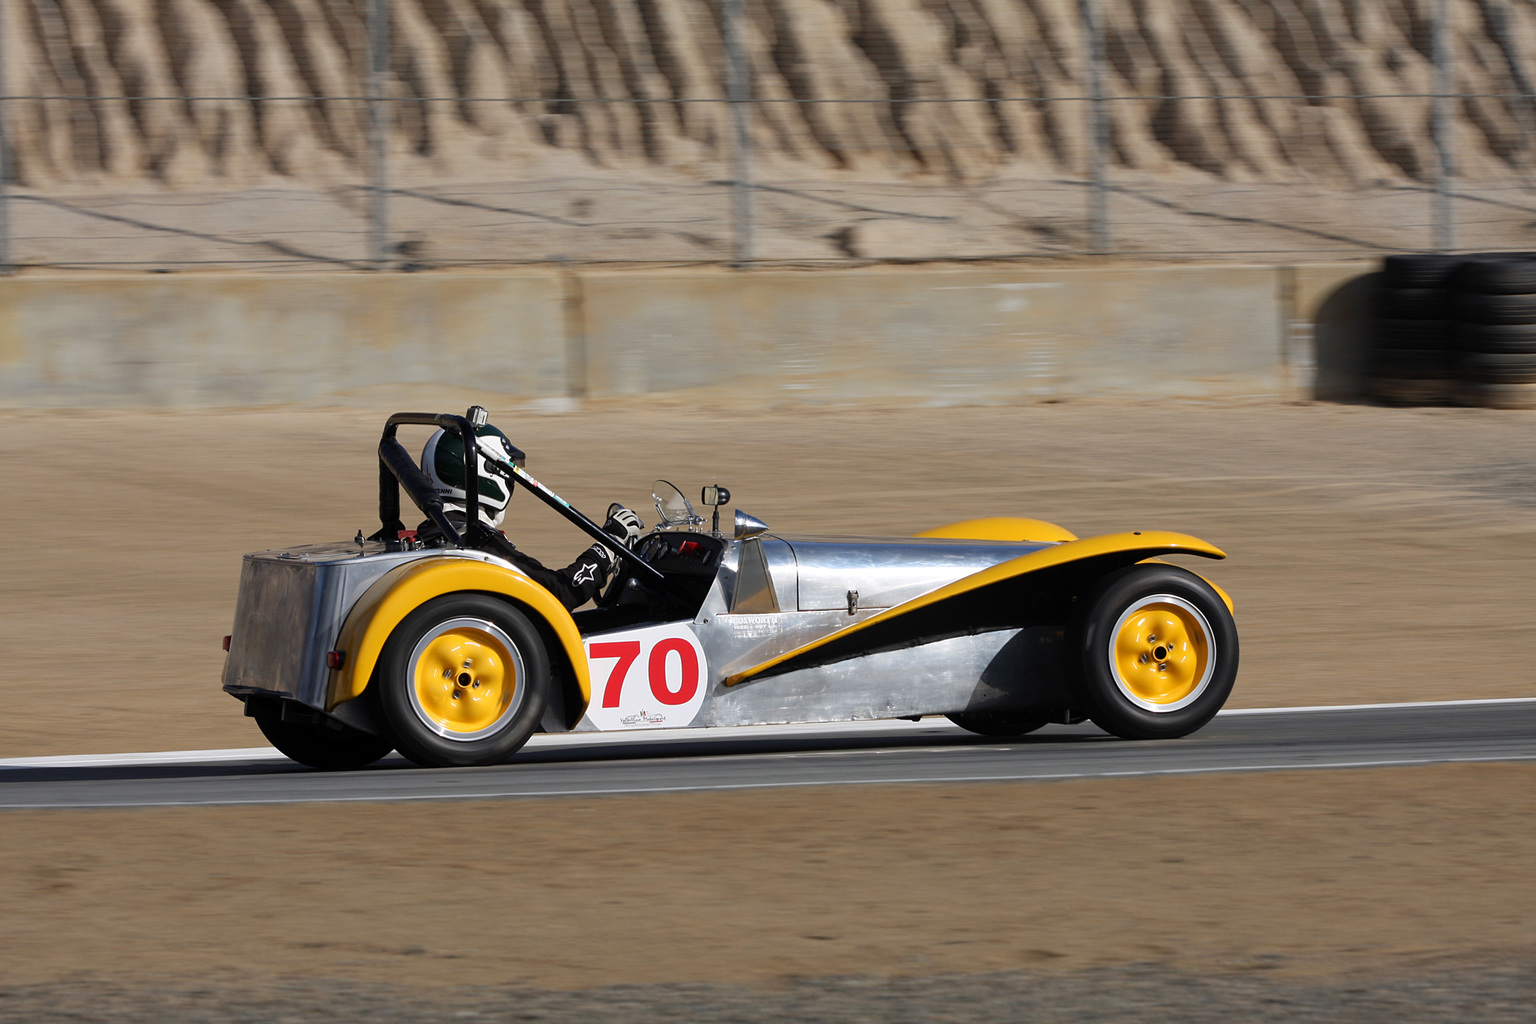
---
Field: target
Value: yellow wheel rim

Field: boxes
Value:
[1108,595,1214,712]
[407,617,525,740]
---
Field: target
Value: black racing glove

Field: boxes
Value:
[585,543,616,576]
[586,504,644,578]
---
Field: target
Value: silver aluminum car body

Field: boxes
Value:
[579,532,1068,729]
[225,527,1066,731]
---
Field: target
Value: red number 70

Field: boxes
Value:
[590,641,642,708]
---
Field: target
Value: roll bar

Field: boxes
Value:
[373,409,670,589]
[374,411,478,547]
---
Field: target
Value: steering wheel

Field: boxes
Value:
[595,562,630,608]
[596,536,653,608]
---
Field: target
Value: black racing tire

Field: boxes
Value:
[1452,254,1536,294]
[1073,564,1238,741]
[253,711,394,770]
[1370,375,1455,406]
[1455,322,1536,355]
[1458,380,1536,409]
[1382,253,1462,289]
[1374,319,1454,350]
[945,710,1050,737]
[1375,318,1454,349]
[1460,350,1536,384]
[1373,287,1452,321]
[378,593,549,768]
[1368,347,1455,378]
[1453,291,1536,325]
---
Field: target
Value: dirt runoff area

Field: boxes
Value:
[0,398,1533,756]
[0,765,1533,1020]
[1,400,1535,1019]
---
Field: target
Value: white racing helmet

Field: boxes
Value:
[421,423,524,528]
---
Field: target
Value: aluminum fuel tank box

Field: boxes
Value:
[222,542,432,709]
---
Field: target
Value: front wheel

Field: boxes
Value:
[1075,564,1238,740]
[378,593,549,768]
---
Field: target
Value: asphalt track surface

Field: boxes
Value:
[1,699,1532,809]
[3,696,1536,810]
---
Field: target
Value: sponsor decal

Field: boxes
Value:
[511,467,572,509]
[582,623,708,731]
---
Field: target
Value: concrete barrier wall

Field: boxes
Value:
[0,274,568,406]
[0,264,1371,407]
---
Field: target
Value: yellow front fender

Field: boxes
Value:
[326,556,591,714]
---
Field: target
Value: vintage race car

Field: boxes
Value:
[223,408,1239,769]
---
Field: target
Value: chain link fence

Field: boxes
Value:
[1,0,1532,273]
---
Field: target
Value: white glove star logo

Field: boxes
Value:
[573,562,599,586]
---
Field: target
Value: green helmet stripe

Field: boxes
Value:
[429,426,512,506]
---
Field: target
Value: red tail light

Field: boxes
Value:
[326,650,347,670]
[222,635,232,652]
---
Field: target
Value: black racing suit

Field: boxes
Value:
[417,512,611,610]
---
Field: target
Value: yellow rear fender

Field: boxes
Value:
[725,530,1226,687]
[327,557,591,722]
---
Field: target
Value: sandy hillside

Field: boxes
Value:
[10,0,1536,263]
[11,0,1536,186]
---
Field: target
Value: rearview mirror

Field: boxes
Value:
[701,485,731,507]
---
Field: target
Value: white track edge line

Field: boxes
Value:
[1217,696,1536,715]
[3,696,1533,770]
[4,753,1533,810]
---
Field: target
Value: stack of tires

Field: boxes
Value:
[1452,256,1536,410]
[1369,254,1460,405]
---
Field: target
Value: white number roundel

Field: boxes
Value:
[582,623,709,731]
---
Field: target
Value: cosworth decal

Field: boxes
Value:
[580,623,709,731]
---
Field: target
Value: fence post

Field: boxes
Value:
[722,0,753,267]
[0,0,12,276]
[1431,0,1455,252]
[1080,0,1110,254]
[367,0,391,269]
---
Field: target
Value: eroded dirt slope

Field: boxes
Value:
[9,0,1536,188]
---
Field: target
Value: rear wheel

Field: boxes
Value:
[252,709,394,770]
[1074,564,1238,740]
[946,710,1049,737]
[378,594,549,768]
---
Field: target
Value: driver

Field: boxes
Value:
[415,422,644,610]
